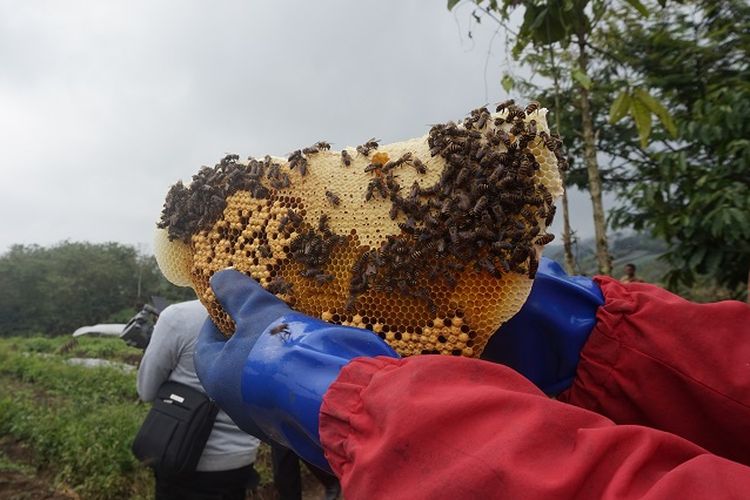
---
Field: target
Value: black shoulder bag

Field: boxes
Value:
[132,381,219,477]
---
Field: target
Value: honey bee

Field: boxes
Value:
[270,173,291,189]
[495,99,515,113]
[389,203,400,220]
[476,112,489,129]
[442,142,464,155]
[510,118,526,136]
[365,177,388,200]
[535,233,555,245]
[288,150,308,176]
[412,157,427,174]
[356,138,380,156]
[314,272,334,285]
[398,217,417,234]
[497,130,513,149]
[364,162,381,173]
[488,164,506,184]
[315,141,331,150]
[450,191,468,211]
[341,149,352,167]
[510,246,529,264]
[267,164,281,179]
[288,209,304,225]
[545,205,557,225]
[528,255,539,279]
[519,206,534,222]
[539,131,556,151]
[257,244,272,258]
[492,241,513,252]
[506,105,526,122]
[476,257,502,278]
[251,183,270,199]
[300,267,323,279]
[476,182,490,193]
[471,195,488,216]
[525,101,540,114]
[497,258,511,273]
[406,181,420,202]
[270,323,289,335]
[457,167,474,187]
[269,323,292,342]
[325,190,341,206]
[527,120,537,137]
[384,172,401,193]
[383,152,413,171]
[519,157,533,177]
[267,278,293,295]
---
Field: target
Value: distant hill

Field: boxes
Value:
[544,232,669,282]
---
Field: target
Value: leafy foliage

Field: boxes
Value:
[605,0,750,292]
[0,242,195,336]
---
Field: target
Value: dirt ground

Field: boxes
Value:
[0,437,76,500]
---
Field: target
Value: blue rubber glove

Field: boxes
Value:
[481,258,604,396]
[194,269,399,472]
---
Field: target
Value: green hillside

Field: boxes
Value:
[545,233,744,302]
[545,232,669,282]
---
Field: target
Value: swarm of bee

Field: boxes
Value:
[154,101,566,358]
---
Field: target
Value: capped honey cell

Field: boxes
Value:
[154,103,564,358]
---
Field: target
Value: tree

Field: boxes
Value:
[0,242,195,336]
[603,0,750,296]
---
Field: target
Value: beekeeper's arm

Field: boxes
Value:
[195,262,750,499]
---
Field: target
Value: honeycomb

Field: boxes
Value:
[154,102,566,358]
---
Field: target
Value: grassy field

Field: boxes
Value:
[0,336,153,499]
[0,336,305,500]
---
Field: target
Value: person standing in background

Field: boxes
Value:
[137,300,261,500]
[619,262,645,283]
[272,443,341,500]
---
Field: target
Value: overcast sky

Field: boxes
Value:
[0,0,611,255]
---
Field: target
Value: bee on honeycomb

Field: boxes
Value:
[153,102,565,358]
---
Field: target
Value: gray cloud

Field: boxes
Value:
[0,0,602,254]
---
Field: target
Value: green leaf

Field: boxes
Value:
[529,7,549,31]
[609,91,632,124]
[688,246,706,268]
[633,88,678,138]
[447,0,461,11]
[630,99,652,148]
[623,0,649,17]
[571,67,592,90]
[501,74,514,92]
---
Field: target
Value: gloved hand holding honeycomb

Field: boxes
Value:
[155,101,566,358]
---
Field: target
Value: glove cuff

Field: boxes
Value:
[482,259,604,395]
[241,313,399,472]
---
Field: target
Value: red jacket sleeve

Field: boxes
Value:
[320,356,750,500]
[559,277,750,465]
